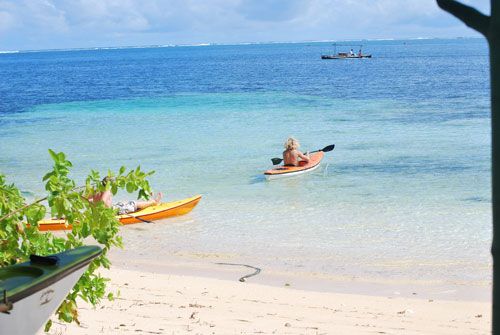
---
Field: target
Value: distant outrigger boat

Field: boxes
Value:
[321,53,372,59]
[321,44,372,59]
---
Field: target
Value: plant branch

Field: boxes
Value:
[0,186,85,223]
[437,0,490,37]
[0,197,47,223]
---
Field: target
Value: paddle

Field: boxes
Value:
[271,144,335,165]
[121,213,154,224]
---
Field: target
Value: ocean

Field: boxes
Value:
[0,38,491,293]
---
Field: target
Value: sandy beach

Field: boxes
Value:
[46,266,490,335]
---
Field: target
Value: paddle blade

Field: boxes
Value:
[321,144,335,152]
[271,157,283,165]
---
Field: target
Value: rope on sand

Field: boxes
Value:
[215,262,261,282]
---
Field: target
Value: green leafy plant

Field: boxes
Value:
[0,149,154,329]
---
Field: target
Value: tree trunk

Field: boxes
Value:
[492,27,500,334]
[436,0,497,332]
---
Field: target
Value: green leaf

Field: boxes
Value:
[57,151,66,161]
[138,189,146,200]
[48,149,58,162]
[107,292,114,301]
[44,319,53,332]
[126,182,135,193]
[42,171,54,181]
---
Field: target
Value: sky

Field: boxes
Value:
[0,0,491,51]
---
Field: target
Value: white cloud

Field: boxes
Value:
[237,0,307,22]
[0,0,490,50]
[0,10,16,33]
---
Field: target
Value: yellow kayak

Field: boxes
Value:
[37,195,202,231]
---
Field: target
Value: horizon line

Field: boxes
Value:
[0,36,483,54]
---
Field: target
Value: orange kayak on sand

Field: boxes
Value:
[37,194,202,231]
[264,152,324,180]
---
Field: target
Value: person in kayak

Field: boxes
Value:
[283,137,310,166]
[88,177,163,215]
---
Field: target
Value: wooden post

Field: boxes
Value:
[437,0,497,332]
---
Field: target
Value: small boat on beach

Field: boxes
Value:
[264,151,324,180]
[37,194,202,231]
[0,246,102,335]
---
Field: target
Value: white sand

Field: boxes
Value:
[47,268,490,335]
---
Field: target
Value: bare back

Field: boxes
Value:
[88,189,113,208]
[283,149,309,166]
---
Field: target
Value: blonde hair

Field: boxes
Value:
[284,137,300,150]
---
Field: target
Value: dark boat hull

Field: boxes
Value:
[0,246,102,334]
[321,54,372,59]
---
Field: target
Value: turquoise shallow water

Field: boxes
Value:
[0,38,491,286]
[1,92,491,284]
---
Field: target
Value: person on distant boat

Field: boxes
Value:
[349,48,355,56]
[88,177,163,215]
[358,49,362,57]
[283,137,310,167]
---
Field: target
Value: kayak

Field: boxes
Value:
[118,194,201,224]
[264,151,324,180]
[0,246,102,335]
[37,194,202,231]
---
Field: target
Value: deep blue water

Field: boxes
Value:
[0,38,492,286]
[0,38,489,116]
